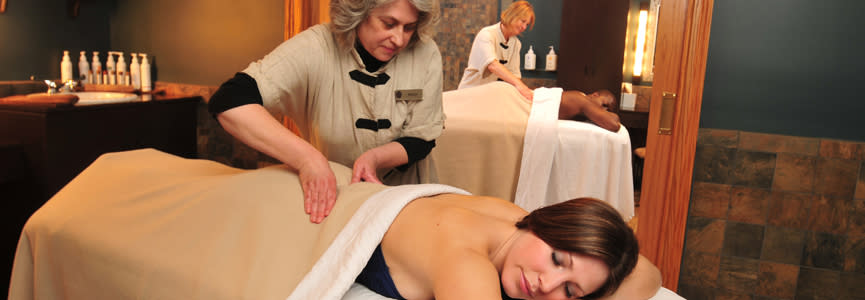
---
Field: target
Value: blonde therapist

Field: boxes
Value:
[208,0,444,224]
[458,0,535,100]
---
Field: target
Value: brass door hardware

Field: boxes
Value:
[658,92,676,135]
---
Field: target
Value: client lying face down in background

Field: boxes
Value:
[558,89,620,132]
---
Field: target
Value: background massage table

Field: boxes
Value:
[431,82,635,219]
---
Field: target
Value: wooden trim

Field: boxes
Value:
[284,0,329,40]
[636,0,713,291]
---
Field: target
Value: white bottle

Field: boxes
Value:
[61,50,73,82]
[130,53,141,90]
[78,51,90,83]
[140,53,152,92]
[106,52,116,85]
[91,51,102,85]
[524,45,536,70]
[545,46,557,71]
[116,52,128,85]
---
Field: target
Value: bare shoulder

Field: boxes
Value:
[599,255,662,300]
[430,250,502,300]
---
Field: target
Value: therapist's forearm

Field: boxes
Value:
[487,61,532,97]
[363,142,409,170]
[216,104,327,170]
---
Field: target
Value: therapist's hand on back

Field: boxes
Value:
[297,156,338,224]
[351,150,385,184]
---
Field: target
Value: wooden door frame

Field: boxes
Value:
[637,0,713,291]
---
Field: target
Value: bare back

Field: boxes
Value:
[376,194,663,300]
[380,194,526,299]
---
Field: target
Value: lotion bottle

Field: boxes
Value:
[130,53,141,90]
[524,45,536,70]
[78,51,90,83]
[106,52,116,85]
[116,52,128,85]
[140,53,152,92]
[91,51,102,85]
[545,46,557,71]
[61,50,73,82]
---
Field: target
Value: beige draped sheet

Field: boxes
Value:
[7,149,465,300]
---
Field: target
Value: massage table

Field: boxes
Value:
[8,149,682,300]
[431,82,635,219]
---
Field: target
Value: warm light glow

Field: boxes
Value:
[633,9,648,77]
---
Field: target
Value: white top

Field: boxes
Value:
[243,24,445,185]
[458,22,522,89]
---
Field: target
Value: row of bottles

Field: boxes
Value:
[60,50,152,92]
[523,45,557,71]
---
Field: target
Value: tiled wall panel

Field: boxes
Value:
[680,128,865,299]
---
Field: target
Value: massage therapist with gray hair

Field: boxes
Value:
[208,0,444,223]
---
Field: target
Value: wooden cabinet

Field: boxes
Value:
[557,0,629,113]
[0,96,201,200]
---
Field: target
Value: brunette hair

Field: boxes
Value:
[500,1,535,31]
[329,0,440,51]
[515,197,638,299]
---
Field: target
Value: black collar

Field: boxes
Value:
[355,42,386,73]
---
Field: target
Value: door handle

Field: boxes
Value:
[658,92,676,135]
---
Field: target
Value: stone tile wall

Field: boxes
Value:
[435,0,499,91]
[678,128,865,299]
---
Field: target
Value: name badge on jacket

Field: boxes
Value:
[395,89,423,101]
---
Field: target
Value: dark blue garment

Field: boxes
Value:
[355,244,405,299]
[501,282,518,300]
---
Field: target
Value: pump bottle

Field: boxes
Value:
[524,45,536,70]
[116,52,128,85]
[545,46,557,71]
[78,51,90,83]
[140,53,152,92]
[106,52,116,85]
[91,51,102,85]
[61,50,73,82]
[130,53,141,90]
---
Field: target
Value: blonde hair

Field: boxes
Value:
[500,1,535,31]
[330,0,440,52]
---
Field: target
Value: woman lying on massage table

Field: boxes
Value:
[9,149,659,300]
[362,195,660,300]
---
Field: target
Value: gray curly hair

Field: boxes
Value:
[329,0,439,52]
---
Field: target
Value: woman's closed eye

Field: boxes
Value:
[552,252,581,299]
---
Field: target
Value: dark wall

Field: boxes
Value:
[110,0,283,86]
[516,0,562,80]
[701,0,865,142]
[0,0,282,86]
[0,0,112,81]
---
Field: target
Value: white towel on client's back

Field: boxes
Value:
[514,87,562,211]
